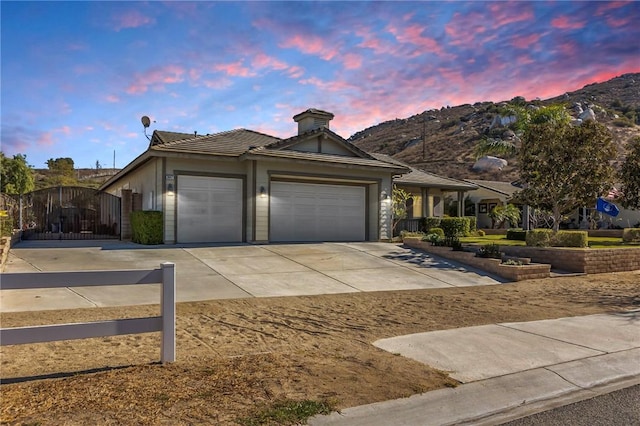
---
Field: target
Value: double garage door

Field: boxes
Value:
[176,176,366,243]
[270,181,366,242]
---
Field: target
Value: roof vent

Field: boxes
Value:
[293,109,334,135]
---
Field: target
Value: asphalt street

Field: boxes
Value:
[502,384,640,426]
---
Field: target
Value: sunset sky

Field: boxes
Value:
[2,1,639,170]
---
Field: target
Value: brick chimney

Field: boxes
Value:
[293,108,334,135]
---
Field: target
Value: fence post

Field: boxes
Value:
[160,262,176,363]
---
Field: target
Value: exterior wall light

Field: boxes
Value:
[260,186,266,198]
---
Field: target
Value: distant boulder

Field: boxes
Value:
[579,108,596,121]
[570,118,583,127]
[472,156,508,172]
[490,115,517,129]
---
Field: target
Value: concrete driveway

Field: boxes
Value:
[1,240,504,312]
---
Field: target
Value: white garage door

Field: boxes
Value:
[270,181,366,242]
[177,176,243,243]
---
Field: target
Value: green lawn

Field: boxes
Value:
[458,235,640,249]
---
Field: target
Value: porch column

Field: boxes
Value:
[421,187,428,217]
[425,188,433,217]
[457,191,464,217]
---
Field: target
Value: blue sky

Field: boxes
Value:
[2,1,639,170]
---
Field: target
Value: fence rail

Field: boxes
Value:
[0,263,175,363]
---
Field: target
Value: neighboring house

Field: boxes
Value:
[465,179,640,230]
[101,109,409,244]
[371,154,478,219]
[465,179,522,228]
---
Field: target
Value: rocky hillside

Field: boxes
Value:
[349,73,640,181]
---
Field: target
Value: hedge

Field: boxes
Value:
[130,210,163,245]
[525,229,588,247]
[553,231,588,248]
[465,216,477,231]
[506,228,527,241]
[427,227,445,238]
[440,217,471,237]
[622,228,640,243]
[422,217,441,232]
[525,229,553,247]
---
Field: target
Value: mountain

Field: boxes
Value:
[349,73,640,182]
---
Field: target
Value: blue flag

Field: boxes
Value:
[596,197,620,217]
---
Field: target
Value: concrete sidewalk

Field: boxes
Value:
[310,312,640,425]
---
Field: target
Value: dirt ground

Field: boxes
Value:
[1,271,639,425]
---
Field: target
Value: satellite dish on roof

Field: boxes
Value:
[141,116,151,128]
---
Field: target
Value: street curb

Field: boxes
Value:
[309,351,640,426]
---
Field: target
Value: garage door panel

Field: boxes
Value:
[270,181,365,242]
[177,176,243,243]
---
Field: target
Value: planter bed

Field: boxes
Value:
[500,246,640,274]
[403,238,551,282]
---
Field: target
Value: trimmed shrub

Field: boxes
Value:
[476,243,502,259]
[526,229,553,247]
[622,228,640,243]
[465,216,477,231]
[553,231,588,248]
[130,211,163,245]
[422,217,441,232]
[506,228,527,241]
[440,217,471,237]
[427,227,445,238]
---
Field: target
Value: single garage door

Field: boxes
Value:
[177,175,243,243]
[270,181,366,242]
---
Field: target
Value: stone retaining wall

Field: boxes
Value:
[501,246,640,274]
[403,238,551,281]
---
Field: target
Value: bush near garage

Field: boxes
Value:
[622,228,640,243]
[131,211,163,245]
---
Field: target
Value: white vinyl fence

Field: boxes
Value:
[0,262,176,363]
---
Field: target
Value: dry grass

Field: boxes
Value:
[2,271,639,425]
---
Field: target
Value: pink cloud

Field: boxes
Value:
[387,23,447,57]
[445,12,488,46]
[111,10,156,32]
[595,1,631,16]
[37,132,54,147]
[511,33,541,49]
[551,16,586,30]
[106,95,120,103]
[280,34,339,61]
[252,53,288,70]
[298,77,355,92]
[342,53,362,70]
[606,16,632,27]
[213,61,254,77]
[126,64,186,94]
[487,3,535,27]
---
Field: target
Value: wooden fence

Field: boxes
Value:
[0,263,176,363]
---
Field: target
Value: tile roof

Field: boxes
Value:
[264,127,375,159]
[465,179,521,196]
[370,153,477,190]
[150,129,280,156]
[245,147,408,172]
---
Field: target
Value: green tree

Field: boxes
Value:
[618,136,640,209]
[488,204,521,229]
[517,109,616,232]
[1,152,35,195]
[391,185,412,232]
[42,157,77,187]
